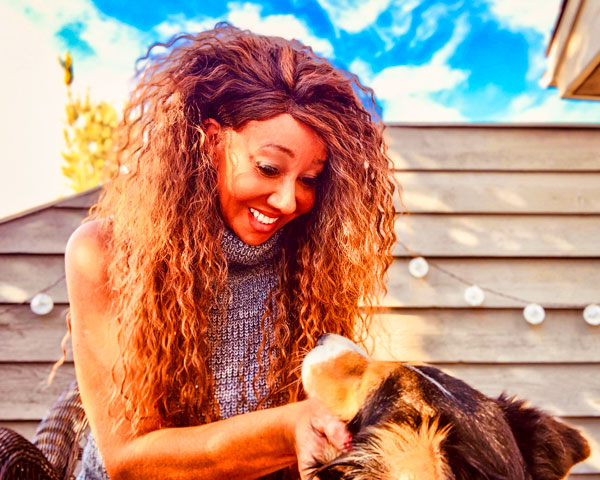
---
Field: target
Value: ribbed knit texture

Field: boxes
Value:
[208,226,283,419]
[77,227,284,480]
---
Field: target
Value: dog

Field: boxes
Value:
[301,334,590,480]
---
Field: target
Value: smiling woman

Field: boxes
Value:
[55,22,398,480]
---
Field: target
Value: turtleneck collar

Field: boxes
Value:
[220,226,284,267]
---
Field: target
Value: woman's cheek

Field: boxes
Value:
[296,189,317,215]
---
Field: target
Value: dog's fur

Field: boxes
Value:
[301,334,590,480]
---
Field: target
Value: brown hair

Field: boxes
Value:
[93,23,397,434]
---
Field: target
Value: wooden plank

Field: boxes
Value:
[385,126,600,171]
[2,256,598,308]
[4,209,599,259]
[544,0,582,90]
[394,171,600,213]
[394,214,600,257]
[383,258,600,308]
[0,363,597,418]
[576,59,600,97]
[0,255,66,303]
[0,208,87,254]
[0,363,75,420]
[366,309,600,363]
[0,304,72,362]
[559,0,600,98]
[3,306,598,364]
[54,188,100,208]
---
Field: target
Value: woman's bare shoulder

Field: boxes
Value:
[65,219,113,315]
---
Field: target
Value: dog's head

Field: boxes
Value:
[301,334,590,480]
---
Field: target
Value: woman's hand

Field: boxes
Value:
[293,398,350,479]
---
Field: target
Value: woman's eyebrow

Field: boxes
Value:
[259,143,295,158]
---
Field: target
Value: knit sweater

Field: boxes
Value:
[77,227,284,480]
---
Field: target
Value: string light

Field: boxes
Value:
[408,257,429,278]
[399,240,597,325]
[464,285,485,306]
[584,304,600,326]
[523,304,545,325]
[30,293,54,316]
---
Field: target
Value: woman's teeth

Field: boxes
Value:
[249,208,278,225]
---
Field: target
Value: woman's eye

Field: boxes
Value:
[300,176,319,187]
[257,164,279,177]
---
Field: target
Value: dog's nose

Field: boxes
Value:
[316,334,332,346]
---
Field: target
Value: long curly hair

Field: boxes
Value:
[92,23,397,434]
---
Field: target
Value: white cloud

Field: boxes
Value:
[350,60,468,122]
[371,63,467,95]
[487,0,562,38]
[381,94,468,122]
[227,3,334,57]
[8,0,146,106]
[350,13,470,122]
[431,13,469,65]
[155,3,334,58]
[374,0,418,50]
[505,94,600,123]
[411,3,452,47]
[315,0,394,33]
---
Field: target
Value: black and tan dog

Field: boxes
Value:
[301,334,590,480]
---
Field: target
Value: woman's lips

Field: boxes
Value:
[248,207,280,233]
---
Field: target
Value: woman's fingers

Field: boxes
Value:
[295,399,350,479]
[311,413,350,451]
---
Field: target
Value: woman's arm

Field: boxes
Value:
[66,221,345,480]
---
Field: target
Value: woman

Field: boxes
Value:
[66,23,396,479]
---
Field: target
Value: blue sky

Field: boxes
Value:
[1,0,600,217]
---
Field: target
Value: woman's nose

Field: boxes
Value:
[268,179,297,214]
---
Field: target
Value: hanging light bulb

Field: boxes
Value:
[464,285,485,306]
[408,257,429,278]
[583,304,600,326]
[30,293,54,316]
[523,303,545,325]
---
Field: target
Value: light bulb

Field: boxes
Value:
[464,285,485,306]
[408,257,429,278]
[30,293,54,316]
[524,303,545,325]
[583,304,600,326]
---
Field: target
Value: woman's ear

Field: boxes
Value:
[204,118,221,141]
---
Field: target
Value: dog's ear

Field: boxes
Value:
[495,394,590,480]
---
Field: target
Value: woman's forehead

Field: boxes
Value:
[235,114,327,163]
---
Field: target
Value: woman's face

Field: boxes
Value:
[212,113,327,245]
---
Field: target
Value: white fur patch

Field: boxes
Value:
[301,334,370,395]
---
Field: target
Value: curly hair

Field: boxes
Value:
[92,23,397,434]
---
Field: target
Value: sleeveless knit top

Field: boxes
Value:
[77,227,285,479]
